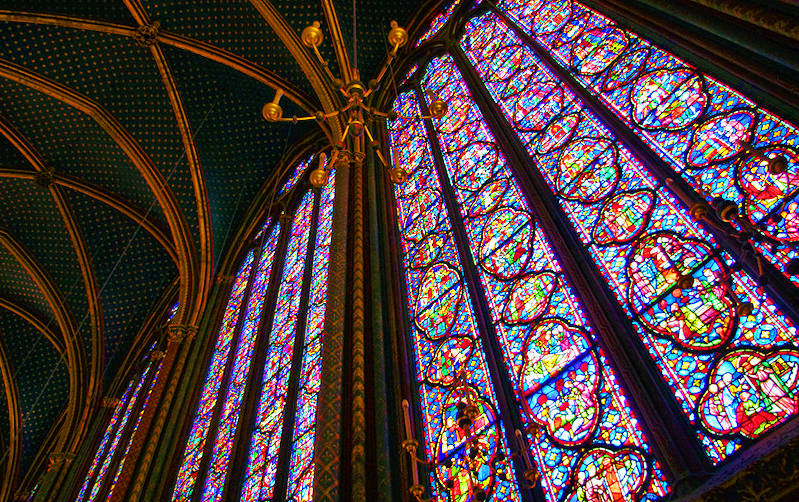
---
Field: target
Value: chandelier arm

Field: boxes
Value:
[339,124,351,145]
[363,54,396,98]
[362,126,389,168]
[273,114,318,123]
[309,43,339,83]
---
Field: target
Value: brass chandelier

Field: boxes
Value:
[260,18,448,187]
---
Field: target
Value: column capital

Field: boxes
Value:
[101,396,121,408]
[167,324,198,344]
[215,273,234,285]
[279,211,293,224]
[47,451,75,471]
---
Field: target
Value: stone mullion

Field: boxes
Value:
[222,215,292,501]
[108,317,200,502]
[415,86,539,502]
[366,144,396,498]
[74,398,125,500]
[59,396,121,502]
[272,190,322,501]
[312,162,350,502]
[143,280,229,501]
[58,397,116,502]
[127,325,200,502]
[187,240,265,502]
[95,353,161,501]
[450,46,710,484]
[484,3,799,324]
[376,129,429,502]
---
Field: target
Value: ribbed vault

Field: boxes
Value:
[0,0,435,496]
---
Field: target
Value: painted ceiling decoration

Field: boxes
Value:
[0,0,435,495]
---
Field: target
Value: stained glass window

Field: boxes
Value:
[416,0,461,46]
[168,302,179,322]
[201,222,282,502]
[389,92,522,501]
[459,10,799,463]
[172,154,335,502]
[106,357,165,498]
[172,251,255,500]
[286,170,336,501]
[493,0,799,285]
[387,0,799,497]
[78,345,160,501]
[76,382,132,501]
[389,64,669,500]
[280,155,313,197]
[242,191,315,500]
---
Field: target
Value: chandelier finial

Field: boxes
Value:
[302,21,324,48]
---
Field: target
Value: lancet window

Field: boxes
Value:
[77,342,162,501]
[388,0,799,499]
[171,155,335,502]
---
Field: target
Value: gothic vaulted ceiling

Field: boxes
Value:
[0,0,436,491]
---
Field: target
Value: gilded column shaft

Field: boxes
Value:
[350,147,367,500]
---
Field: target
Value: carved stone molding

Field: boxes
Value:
[33,171,54,189]
[46,451,75,471]
[101,397,120,408]
[700,436,799,501]
[166,324,198,344]
[351,151,366,167]
[215,273,234,285]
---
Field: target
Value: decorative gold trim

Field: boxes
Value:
[132,20,159,47]
[247,0,344,139]
[320,0,352,82]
